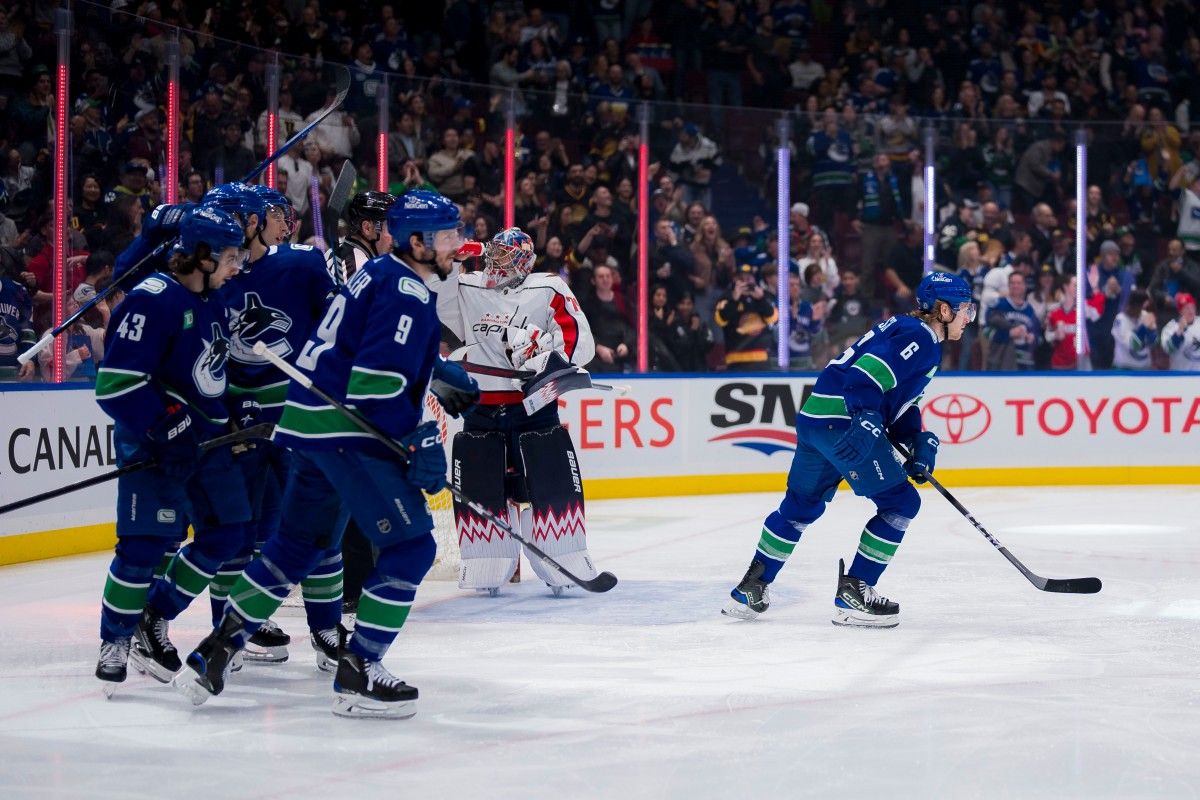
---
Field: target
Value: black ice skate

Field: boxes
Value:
[722,559,771,620]
[332,647,418,719]
[311,623,349,673]
[96,637,131,698]
[130,606,182,682]
[171,617,243,706]
[244,618,290,664]
[832,559,899,628]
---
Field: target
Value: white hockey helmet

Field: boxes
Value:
[482,227,536,289]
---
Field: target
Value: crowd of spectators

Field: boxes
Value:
[3,0,1200,382]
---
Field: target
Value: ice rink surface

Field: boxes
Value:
[1,486,1197,799]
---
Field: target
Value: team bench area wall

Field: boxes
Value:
[2,374,1197,566]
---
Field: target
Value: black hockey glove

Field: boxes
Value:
[399,421,448,493]
[904,431,939,484]
[832,409,884,464]
[430,357,479,418]
[146,404,202,480]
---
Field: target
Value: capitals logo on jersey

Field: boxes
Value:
[228,291,293,363]
[193,321,231,397]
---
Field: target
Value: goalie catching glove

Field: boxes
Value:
[505,324,552,370]
[430,357,479,418]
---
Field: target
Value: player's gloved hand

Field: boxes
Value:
[229,396,262,429]
[399,421,448,493]
[146,404,202,480]
[430,357,479,418]
[832,409,884,464]
[505,325,550,369]
[904,431,940,484]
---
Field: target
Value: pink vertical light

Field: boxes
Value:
[164,35,179,204]
[376,75,388,192]
[636,104,650,372]
[504,91,515,230]
[265,58,280,189]
[53,9,71,383]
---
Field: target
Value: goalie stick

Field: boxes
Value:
[252,341,618,593]
[19,66,353,366]
[893,442,1102,594]
[0,424,274,517]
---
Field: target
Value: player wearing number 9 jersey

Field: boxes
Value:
[723,271,976,628]
[175,190,469,719]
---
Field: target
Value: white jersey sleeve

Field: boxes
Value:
[531,274,595,368]
[427,261,466,340]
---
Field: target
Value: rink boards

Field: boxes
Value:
[2,373,1198,564]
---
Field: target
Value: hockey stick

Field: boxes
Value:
[893,442,1102,594]
[19,67,353,366]
[459,359,631,393]
[0,423,274,517]
[252,341,618,593]
[324,160,357,285]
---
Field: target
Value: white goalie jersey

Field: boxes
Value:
[430,265,595,403]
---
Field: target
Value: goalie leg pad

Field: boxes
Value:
[452,431,519,590]
[517,426,597,587]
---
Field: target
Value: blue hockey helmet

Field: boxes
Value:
[250,183,298,236]
[916,270,976,321]
[176,205,247,257]
[483,227,536,289]
[387,189,464,254]
[202,182,266,226]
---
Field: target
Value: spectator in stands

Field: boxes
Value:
[1112,289,1159,371]
[984,125,1017,209]
[583,263,636,373]
[104,161,152,212]
[72,250,114,327]
[986,271,1041,371]
[938,201,981,269]
[796,229,838,299]
[36,296,103,383]
[182,170,206,204]
[669,123,721,209]
[701,0,749,128]
[0,245,35,381]
[854,153,904,298]
[1161,292,1200,371]
[207,118,257,183]
[1169,161,1200,257]
[1028,203,1059,265]
[1147,239,1200,308]
[1014,131,1066,213]
[72,174,106,242]
[806,108,856,234]
[787,272,827,370]
[662,291,713,372]
[826,268,875,353]
[789,46,825,92]
[689,214,734,328]
[427,127,477,204]
[650,218,694,304]
[714,263,776,369]
[882,222,923,314]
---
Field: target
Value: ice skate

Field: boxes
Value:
[311,623,349,673]
[130,606,182,682]
[832,559,899,628]
[331,648,418,719]
[243,618,290,663]
[96,638,131,698]
[722,560,771,620]
[171,618,243,705]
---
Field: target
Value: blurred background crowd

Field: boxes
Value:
[2,0,1200,382]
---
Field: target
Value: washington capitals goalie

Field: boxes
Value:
[431,227,598,596]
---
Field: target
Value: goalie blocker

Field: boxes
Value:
[453,413,595,596]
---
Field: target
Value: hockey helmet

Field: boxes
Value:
[482,227,536,289]
[202,182,266,226]
[387,189,464,255]
[250,183,298,236]
[176,205,247,262]
[916,270,975,321]
[347,191,397,228]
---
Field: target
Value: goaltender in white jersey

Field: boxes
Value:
[430,227,598,594]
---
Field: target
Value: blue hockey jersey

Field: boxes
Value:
[273,253,441,457]
[95,272,232,437]
[0,276,35,373]
[218,243,334,419]
[799,314,941,441]
[112,203,196,284]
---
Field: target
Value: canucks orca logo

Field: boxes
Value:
[0,318,17,357]
[228,291,293,363]
[193,321,230,397]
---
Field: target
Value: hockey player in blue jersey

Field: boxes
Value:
[723,271,975,627]
[93,206,250,695]
[214,182,341,667]
[174,189,478,718]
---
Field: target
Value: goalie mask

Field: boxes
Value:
[483,227,536,289]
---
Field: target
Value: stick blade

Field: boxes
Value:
[577,571,619,594]
[328,160,357,216]
[1040,576,1102,594]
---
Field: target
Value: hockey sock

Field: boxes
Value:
[101,537,169,641]
[753,510,809,583]
[149,544,220,621]
[848,513,909,586]
[301,549,344,631]
[349,534,435,661]
[153,541,181,579]
[209,556,251,627]
[225,534,321,645]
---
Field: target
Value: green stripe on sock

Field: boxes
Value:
[103,572,150,614]
[227,574,287,623]
[756,528,796,561]
[356,591,412,633]
[169,552,216,598]
[857,529,899,563]
[209,572,239,600]
[301,573,344,601]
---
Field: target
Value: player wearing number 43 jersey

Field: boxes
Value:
[723,271,975,627]
[173,189,477,719]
